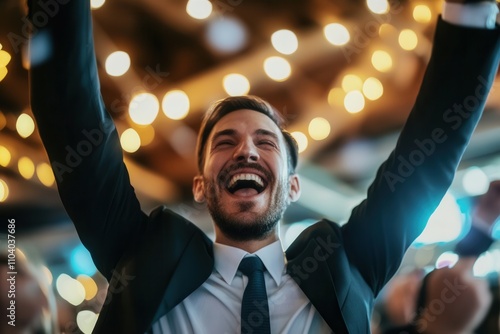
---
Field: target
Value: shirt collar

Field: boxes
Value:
[213,240,286,286]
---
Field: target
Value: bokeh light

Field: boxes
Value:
[367,0,389,14]
[120,128,141,153]
[344,90,365,113]
[398,29,418,51]
[291,131,308,153]
[18,157,35,179]
[16,113,35,138]
[36,162,55,187]
[0,146,11,167]
[271,29,298,55]
[362,77,384,100]
[129,93,159,125]
[223,73,250,96]
[56,274,86,306]
[371,50,393,72]
[413,5,432,23]
[341,74,363,92]
[263,56,291,82]
[324,23,350,46]
[308,117,331,141]
[91,0,105,9]
[162,90,190,120]
[0,179,9,202]
[186,0,212,20]
[462,166,489,196]
[105,51,130,77]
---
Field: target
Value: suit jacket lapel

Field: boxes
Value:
[93,207,214,334]
[286,221,349,334]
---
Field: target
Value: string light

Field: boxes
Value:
[271,29,298,55]
[223,73,250,96]
[105,51,130,77]
[324,23,350,46]
[263,57,291,82]
[162,90,190,120]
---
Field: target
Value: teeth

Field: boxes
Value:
[229,173,264,188]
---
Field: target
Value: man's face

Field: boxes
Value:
[193,109,300,241]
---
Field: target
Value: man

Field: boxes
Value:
[28,0,500,333]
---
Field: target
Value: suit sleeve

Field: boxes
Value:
[341,18,500,296]
[28,0,147,280]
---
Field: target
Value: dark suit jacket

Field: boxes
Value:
[28,0,500,333]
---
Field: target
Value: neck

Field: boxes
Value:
[214,228,279,253]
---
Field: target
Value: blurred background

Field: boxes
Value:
[0,0,499,332]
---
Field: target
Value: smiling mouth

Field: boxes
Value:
[227,173,266,194]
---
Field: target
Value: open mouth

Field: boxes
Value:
[227,173,267,195]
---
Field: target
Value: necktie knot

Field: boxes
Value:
[239,256,265,276]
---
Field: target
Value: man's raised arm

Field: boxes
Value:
[28,0,146,279]
[341,4,500,296]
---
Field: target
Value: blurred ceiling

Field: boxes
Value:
[1,0,500,239]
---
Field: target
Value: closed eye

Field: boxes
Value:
[215,140,235,147]
[257,140,277,148]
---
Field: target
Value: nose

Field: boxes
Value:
[234,138,259,162]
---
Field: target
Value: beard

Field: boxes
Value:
[203,164,290,242]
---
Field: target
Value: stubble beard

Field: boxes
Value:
[204,176,289,242]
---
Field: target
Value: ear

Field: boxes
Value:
[288,174,301,203]
[193,175,205,203]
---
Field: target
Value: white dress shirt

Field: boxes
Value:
[151,240,331,333]
[150,3,498,333]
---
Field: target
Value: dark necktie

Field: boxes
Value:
[238,256,271,334]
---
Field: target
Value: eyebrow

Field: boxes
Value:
[211,128,280,142]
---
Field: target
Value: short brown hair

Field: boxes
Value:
[196,95,298,174]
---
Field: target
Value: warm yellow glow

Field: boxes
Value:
[362,77,384,100]
[0,146,11,167]
[162,90,190,120]
[308,117,331,141]
[344,90,365,113]
[90,0,105,9]
[263,57,292,82]
[105,51,130,77]
[136,125,155,146]
[0,50,11,82]
[77,275,98,301]
[378,24,397,38]
[271,29,298,55]
[371,50,393,72]
[36,162,55,187]
[120,129,141,153]
[223,73,251,96]
[399,29,418,51]
[0,179,9,202]
[291,131,308,153]
[129,93,159,125]
[367,0,389,14]
[0,67,7,82]
[413,5,432,23]
[328,87,345,107]
[18,157,35,179]
[0,111,6,130]
[341,74,363,92]
[0,50,11,67]
[323,23,350,46]
[186,0,212,20]
[16,113,35,138]
[56,274,86,306]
